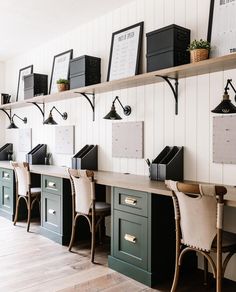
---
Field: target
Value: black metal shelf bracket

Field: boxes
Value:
[156,75,179,115]
[74,92,95,121]
[30,102,45,122]
[0,108,12,122]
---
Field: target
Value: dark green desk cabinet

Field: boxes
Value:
[40,175,72,245]
[108,187,175,287]
[0,168,15,220]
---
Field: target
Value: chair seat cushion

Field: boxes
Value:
[95,202,111,213]
[31,187,41,196]
[212,231,236,252]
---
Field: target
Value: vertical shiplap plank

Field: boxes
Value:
[196,74,210,182]
[163,0,175,147]
[185,76,197,180]
[222,69,236,185]
[136,85,146,175]
[209,71,223,183]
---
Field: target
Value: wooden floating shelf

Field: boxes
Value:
[1,53,236,111]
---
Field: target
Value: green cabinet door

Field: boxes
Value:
[113,210,148,269]
[42,192,61,234]
[0,168,14,220]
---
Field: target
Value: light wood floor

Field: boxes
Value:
[1,217,236,292]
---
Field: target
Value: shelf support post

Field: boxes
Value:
[29,102,45,122]
[0,108,12,122]
[156,75,179,115]
[74,92,95,121]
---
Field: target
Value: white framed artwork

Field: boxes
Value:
[55,125,74,154]
[18,128,32,152]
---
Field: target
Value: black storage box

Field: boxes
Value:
[24,73,48,100]
[69,55,101,89]
[72,145,98,170]
[150,146,183,181]
[26,144,47,165]
[0,143,13,161]
[146,24,190,71]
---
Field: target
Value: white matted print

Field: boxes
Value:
[18,128,32,152]
[112,121,144,158]
[213,115,236,164]
[55,125,74,154]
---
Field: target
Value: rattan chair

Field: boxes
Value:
[166,180,236,292]
[11,162,41,232]
[68,169,111,262]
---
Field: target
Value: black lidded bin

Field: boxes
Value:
[146,24,190,72]
[69,55,101,89]
[24,73,48,100]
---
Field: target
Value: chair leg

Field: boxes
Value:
[27,197,31,232]
[204,257,209,286]
[68,215,78,252]
[13,196,20,226]
[91,213,95,263]
[171,261,181,292]
[98,221,102,245]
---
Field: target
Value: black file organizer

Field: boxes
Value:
[150,146,183,181]
[26,144,47,165]
[72,145,98,170]
[0,143,13,160]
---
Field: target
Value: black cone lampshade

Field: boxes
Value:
[104,104,122,120]
[211,93,236,114]
[7,121,18,129]
[7,114,27,129]
[103,96,131,120]
[212,79,236,114]
[43,106,68,125]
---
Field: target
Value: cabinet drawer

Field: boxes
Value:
[42,192,61,234]
[113,210,148,270]
[113,187,148,217]
[42,175,62,195]
[0,183,13,213]
[0,168,13,183]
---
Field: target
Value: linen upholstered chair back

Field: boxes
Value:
[11,162,31,197]
[166,180,219,252]
[68,169,95,215]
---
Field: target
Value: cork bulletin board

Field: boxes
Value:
[213,115,236,164]
[112,121,144,158]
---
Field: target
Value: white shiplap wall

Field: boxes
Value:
[0,62,6,145]
[2,0,236,280]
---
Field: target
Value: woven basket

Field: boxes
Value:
[190,49,209,63]
[57,83,69,92]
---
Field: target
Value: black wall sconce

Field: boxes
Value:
[103,96,131,120]
[211,79,236,114]
[7,114,27,129]
[43,106,68,125]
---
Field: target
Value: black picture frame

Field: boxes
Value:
[208,0,236,58]
[107,21,144,81]
[49,49,73,94]
[16,65,33,102]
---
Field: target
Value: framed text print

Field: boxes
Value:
[208,0,236,58]
[49,49,73,94]
[107,22,143,81]
[16,65,33,102]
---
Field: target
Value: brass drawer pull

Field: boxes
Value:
[124,197,137,206]
[124,234,136,243]
[48,182,56,188]
[3,172,10,179]
[48,209,56,215]
[4,195,10,200]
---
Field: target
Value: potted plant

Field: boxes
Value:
[188,39,211,63]
[57,79,69,92]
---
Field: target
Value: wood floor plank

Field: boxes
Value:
[1,217,236,292]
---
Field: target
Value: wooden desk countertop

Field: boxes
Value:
[1,161,236,207]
